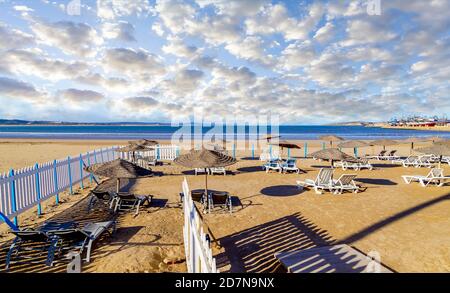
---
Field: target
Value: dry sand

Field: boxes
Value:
[1,139,449,273]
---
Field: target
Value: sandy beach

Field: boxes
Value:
[1,139,450,273]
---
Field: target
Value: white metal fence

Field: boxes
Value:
[0,147,120,223]
[182,177,218,273]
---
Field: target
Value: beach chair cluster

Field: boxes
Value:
[393,155,437,168]
[263,159,302,174]
[335,159,373,171]
[195,167,227,176]
[1,212,116,270]
[402,168,450,187]
[296,168,364,194]
[181,190,233,214]
[366,150,399,161]
[90,190,153,216]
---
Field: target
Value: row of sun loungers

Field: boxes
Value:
[335,159,373,171]
[263,159,302,174]
[91,190,153,216]
[195,167,227,175]
[0,213,116,270]
[402,168,450,187]
[393,155,435,168]
[365,150,399,161]
[296,168,363,195]
[181,190,233,214]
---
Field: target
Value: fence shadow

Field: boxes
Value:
[215,212,335,272]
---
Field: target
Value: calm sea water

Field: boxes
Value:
[0,125,448,140]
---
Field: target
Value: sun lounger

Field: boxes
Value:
[413,155,433,168]
[337,159,373,171]
[195,168,208,175]
[209,167,227,175]
[0,216,77,270]
[402,168,450,187]
[263,160,282,173]
[208,191,233,214]
[366,150,387,160]
[331,174,360,194]
[281,159,301,174]
[110,192,153,215]
[46,220,116,265]
[297,168,334,194]
[396,156,419,167]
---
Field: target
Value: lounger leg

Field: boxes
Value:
[85,240,93,263]
[5,238,20,270]
[45,237,60,267]
[135,200,142,215]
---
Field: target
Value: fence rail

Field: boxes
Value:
[182,177,218,273]
[0,147,120,224]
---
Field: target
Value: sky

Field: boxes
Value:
[0,0,449,124]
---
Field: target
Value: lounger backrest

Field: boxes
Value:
[389,150,397,156]
[430,168,444,178]
[406,156,418,163]
[191,191,205,202]
[359,159,369,164]
[317,168,333,185]
[47,229,90,242]
[211,192,229,205]
[337,174,357,186]
[286,159,296,165]
[379,150,387,156]
[12,231,49,242]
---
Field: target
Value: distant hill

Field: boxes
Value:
[0,119,170,126]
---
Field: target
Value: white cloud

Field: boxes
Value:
[58,88,105,103]
[0,77,44,101]
[225,36,274,66]
[102,21,136,42]
[162,37,201,59]
[341,19,397,46]
[30,19,103,57]
[313,22,335,43]
[0,23,35,50]
[97,0,152,20]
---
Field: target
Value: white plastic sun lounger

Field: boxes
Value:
[331,174,359,194]
[281,159,301,174]
[338,160,373,171]
[402,168,450,187]
[297,168,334,194]
[398,156,419,167]
[209,167,226,175]
[195,168,208,175]
[263,160,282,173]
[413,156,433,168]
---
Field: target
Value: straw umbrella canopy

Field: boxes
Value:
[403,137,428,152]
[174,148,237,196]
[369,139,398,150]
[128,139,159,147]
[310,148,358,167]
[85,159,153,192]
[337,140,369,157]
[269,140,301,158]
[428,136,446,143]
[416,142,450,168]
[259,135,281,142]
[319,135,344,147]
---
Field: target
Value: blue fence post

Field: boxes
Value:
[53,160,59,205]
[87,152,93,183]
[304,142,308,158]
[79,154,84,189]
[252,144,255,159]
[93,149,98,164]
[269,145,273,158]
[322,142,326,150]
[106,148,110,162]
[67,156,73,195]
[287,148,291,159]
[354,147,358,158]
[176,146,180,157]
[233,144,236,159]
[9,169,18,226]
[34,163,42,216]
[156,146,160,160]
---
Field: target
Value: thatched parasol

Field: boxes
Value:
[174,148,237,196]
[128,139,159,147]
[416,142,450,168]
[369,139,398,150]
[338,140,369,157]
[269,140,301,158]
[259,135,281,142]
[310,148,358,167]
[428,136,447,143]
[319,135,344,147]
[85,159,153,192]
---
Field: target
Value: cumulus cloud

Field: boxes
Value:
[30,18,103,57]
[0,77,44,100]
[123,96,159,110]
[0,23,35,50]
[102,21,136,42]
[102,48,167,82]
[58,88,105,103]
[97,0,152,20]
[162,37,201,59]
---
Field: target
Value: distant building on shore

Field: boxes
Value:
[388,115,449,127]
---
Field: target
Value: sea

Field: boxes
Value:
[0,125,448,140]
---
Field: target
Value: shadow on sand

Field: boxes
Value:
[260,185,304,197]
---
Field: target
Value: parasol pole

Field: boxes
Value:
[116,178,120,193]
